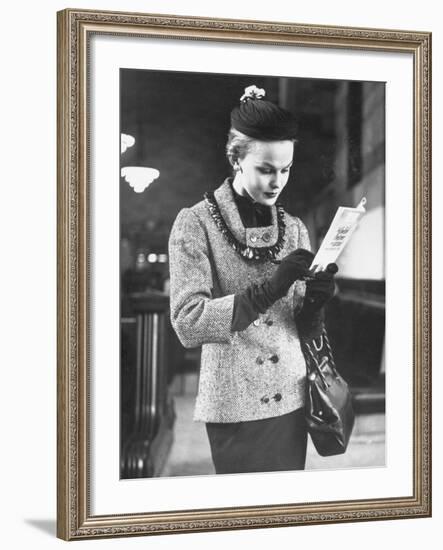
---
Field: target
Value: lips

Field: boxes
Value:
[264,192,278,198]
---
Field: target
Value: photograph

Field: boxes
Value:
[1,0,441,547]
[119,70,386,479]
[56,7,431,540]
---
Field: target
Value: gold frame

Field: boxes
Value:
[57,8,431,541]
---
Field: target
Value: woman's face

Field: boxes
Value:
[236,140,294,205]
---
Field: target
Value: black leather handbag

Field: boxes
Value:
[301,329,355,457]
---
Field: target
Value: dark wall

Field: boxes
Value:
[120,70,280,247]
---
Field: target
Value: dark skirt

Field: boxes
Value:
[206,407,307,475]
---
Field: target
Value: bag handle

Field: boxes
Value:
[302,328,340,382]
[321,329,341,378]
[302,340,329,388]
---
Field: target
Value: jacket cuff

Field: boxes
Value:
[172,293,236,348]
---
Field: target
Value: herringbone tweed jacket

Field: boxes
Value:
[168,178,311,422]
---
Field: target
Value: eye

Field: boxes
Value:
[258,167,273,175]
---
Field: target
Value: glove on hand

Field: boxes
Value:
[267,248,314,301]
[233,249,313,327]
[295,263,338,339]
[304,263,338,311]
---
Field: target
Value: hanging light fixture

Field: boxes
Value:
[121,133,135,153]
[121,167,160,193]
[120,133,160,193]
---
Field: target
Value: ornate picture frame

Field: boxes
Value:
[57,8,431,540]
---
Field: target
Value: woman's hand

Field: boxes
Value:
[304,263,338,310]
[268,248,314,300]
[294,263,338,339]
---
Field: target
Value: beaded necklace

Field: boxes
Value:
[204,190,286,262]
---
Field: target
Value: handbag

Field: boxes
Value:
[301,328,355,457]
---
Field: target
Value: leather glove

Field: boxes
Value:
[267,248,314,301]
[230,249,314,332]
[295,263,338,339]
[304,263,338,310]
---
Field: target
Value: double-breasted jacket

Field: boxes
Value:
[168,178,311,422]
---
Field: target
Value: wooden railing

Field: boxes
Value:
[120,292,176,478]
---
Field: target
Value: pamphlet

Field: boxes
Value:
[310,198,367,273]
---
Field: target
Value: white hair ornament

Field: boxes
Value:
[240,85,266,103]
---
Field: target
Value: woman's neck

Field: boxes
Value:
[232,174,256,202]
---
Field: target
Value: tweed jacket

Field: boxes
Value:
[168,178,311,423]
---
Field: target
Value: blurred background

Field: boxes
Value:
[119,69,385,479]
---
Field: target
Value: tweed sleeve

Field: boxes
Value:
[168,208,235,348]
[291,217,312,315]
[297,217,311,251]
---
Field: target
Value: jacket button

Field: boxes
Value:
[266,319,273,326]
[262,232,271,242]
[253,319,260,326]
[250,234,258,243]
[260,396,270,404]
[273,393,282,402]
[269,354,279,363]
[256,357,264,365]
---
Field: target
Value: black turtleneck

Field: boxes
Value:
[230,180,272,228]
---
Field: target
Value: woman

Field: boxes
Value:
[168,85,336,474]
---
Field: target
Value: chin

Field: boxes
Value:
[263,195,279,203]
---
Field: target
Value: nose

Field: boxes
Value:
[270,173,285,190]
